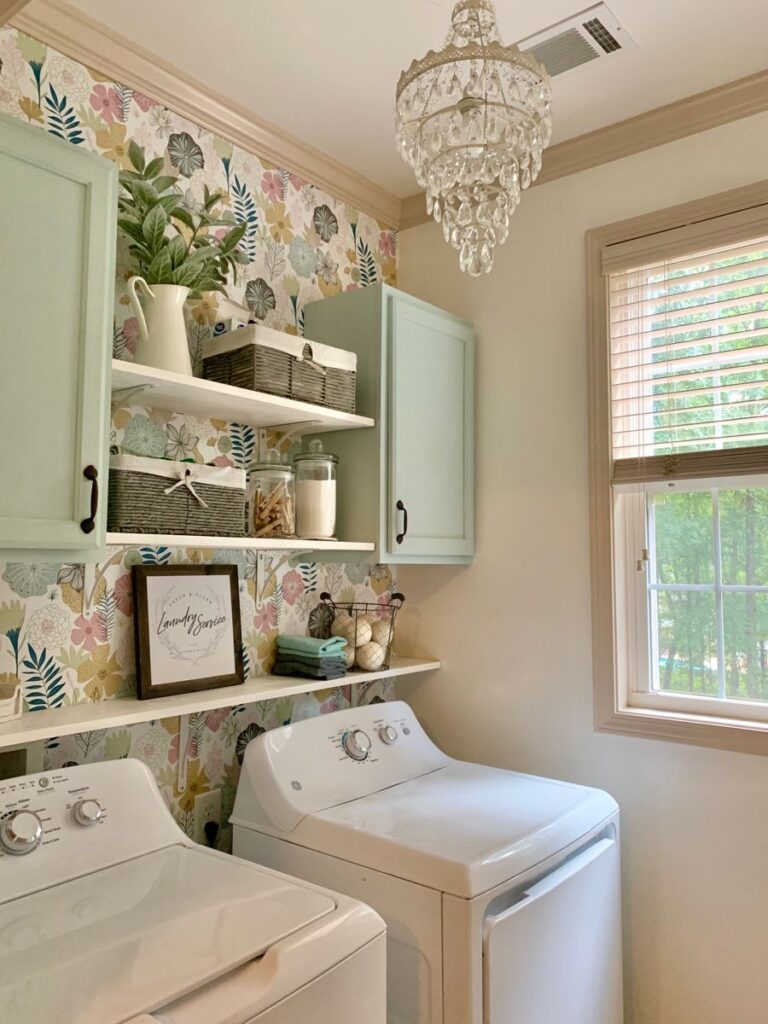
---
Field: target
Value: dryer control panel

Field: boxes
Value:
[0,759,183,903]
[231,701,452,835]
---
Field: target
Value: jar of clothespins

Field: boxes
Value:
[248,451,296,538]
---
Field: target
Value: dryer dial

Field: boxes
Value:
[0,810,43,856]
[73,799,104,827]
[342,729,372,762]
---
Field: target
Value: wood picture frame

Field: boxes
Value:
[132,564,244,700]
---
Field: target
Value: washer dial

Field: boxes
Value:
[378,725,398,745]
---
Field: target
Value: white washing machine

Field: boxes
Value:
[231,701,623,1024]
[0,759,386,1024]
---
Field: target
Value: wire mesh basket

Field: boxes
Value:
[319,591,405,672]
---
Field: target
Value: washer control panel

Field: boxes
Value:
[0,760,182,903]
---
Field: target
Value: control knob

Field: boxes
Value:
[378,725,398,745]
[0,810,43,856]
[73,799,104,827]
[342,729,372,762]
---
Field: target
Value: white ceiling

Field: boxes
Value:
[68,0,768,197]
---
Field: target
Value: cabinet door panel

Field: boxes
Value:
[388,295,473,558]
[0,116,115,554]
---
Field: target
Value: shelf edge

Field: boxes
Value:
[0,659,441,749]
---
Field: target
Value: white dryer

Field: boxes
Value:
[0,759,385,1024]
[231,701,623,1024]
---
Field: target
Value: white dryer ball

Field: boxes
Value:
[354,617,373,647]
[344,645,356,669]
[370,619,391,649]
[331,613,355,645]
[356,640,385,672]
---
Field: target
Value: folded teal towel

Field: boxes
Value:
[277,634,347,657]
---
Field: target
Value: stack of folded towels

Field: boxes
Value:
[273,634,348,680]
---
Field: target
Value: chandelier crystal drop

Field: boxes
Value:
[395,0,552,276]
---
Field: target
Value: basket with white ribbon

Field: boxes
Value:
[108,455,246,537]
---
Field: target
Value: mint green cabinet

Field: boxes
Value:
[305,285,474,564]
[0,114,116,560]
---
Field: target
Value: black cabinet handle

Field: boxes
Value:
[396,500,408,544]
[80,465,99,534]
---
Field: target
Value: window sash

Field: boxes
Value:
[614,474,768,726]
[606,212,768,477]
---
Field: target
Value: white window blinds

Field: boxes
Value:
[608,231,768,483]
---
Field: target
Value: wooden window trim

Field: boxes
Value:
[586,179,768,756]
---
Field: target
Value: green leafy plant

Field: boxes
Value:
[117,141,248,294]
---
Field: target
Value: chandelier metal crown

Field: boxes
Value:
[395,0,553,276]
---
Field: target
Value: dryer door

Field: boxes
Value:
[483,837,623,1024]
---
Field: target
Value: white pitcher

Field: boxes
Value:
[127,276,193,376]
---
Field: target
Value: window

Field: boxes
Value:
[587,185,768,752]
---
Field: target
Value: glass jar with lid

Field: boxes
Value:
[293,439,338,540]
[249,450,295,538]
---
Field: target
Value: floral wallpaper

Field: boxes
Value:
[0,27,399,849]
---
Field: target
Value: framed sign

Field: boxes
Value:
[133,565,244,700]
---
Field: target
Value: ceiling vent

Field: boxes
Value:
[517,3,636,78]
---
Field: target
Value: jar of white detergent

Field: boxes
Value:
[293,439,338,540]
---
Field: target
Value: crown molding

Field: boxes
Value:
[10,0,403,228]
[0,1,30,25]
[400,67,768,230]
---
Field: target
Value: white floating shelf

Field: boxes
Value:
[106,533,375,553]
[0,658,441,750]
[112,359,375,434]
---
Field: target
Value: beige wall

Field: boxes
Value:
[397,112,768,1024]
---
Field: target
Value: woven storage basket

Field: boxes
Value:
[108,455,246,537]
[201,324,357,414]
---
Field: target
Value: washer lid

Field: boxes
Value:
[293,762,618,898]
[0,844,336,1024]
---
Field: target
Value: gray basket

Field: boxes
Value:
[108,456,246,537]
[201,324,357,415]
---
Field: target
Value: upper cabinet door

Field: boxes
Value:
[388,293,474,559]
[0,115,116,557]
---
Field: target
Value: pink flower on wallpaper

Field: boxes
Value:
[288,172,307,191]
[114,572,133,616]
[204,707,230,732]
[133,91,155,112]
[121,317,139,356]
[90,83,122,123]
[71,612,107,653]
[211,454,235,468]
[254,602,277,633]
[345,282,361,292]
[280,569,305,606]
[261,170,283,204]
[379,232,396,258]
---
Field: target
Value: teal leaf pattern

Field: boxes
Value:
[229,423,255,470]
[44,84,84,145]
[23,646,66,711]
[357,236,378,287]
[139,546,172,565]
[299,564,318,593]
[231,175,259,263]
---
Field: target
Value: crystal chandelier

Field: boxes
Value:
[395,0,552,276]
